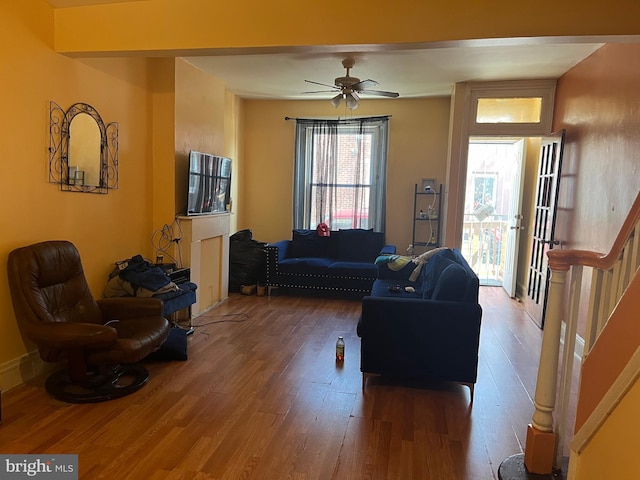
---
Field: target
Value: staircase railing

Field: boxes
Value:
[524,192,640,474]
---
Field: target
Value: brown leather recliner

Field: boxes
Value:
[7,240,171,403]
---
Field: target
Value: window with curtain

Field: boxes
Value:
[293,116,389,232]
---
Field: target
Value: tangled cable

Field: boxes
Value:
[151,217,184,266]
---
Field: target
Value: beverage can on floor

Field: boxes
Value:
[336,336,345,361]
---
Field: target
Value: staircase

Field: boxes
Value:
[501,192,640,478]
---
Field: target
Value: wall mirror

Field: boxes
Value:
[49,101,118,193]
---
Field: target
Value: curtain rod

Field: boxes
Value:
[284,115,391,121]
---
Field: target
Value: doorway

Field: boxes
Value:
[461,138,526,296]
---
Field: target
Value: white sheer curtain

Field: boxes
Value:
[293,116,389,232]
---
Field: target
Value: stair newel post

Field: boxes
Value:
[524,261,569,474]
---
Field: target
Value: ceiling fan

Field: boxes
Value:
[303,58,399,110]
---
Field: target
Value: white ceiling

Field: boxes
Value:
[186,43,604,100]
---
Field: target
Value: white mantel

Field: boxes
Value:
[177,213,230,316]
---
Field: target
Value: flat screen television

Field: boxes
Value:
[187,151,232,216]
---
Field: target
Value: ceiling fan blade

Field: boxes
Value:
[302,90,340,94]
[359,89,400,98]
[304,79,339,90]
[351,79,379,90]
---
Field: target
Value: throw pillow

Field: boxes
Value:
[375,254,412,270]
[338,229,383,262]
[290,229,329,257]
[430,263,469,301]
[421,249,458,298]
[375,254,417,280]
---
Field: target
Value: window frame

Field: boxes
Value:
[292,117,389,232]
[467,80,556,136]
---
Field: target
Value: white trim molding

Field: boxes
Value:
[467,79,557,136]
[0,350,55,393]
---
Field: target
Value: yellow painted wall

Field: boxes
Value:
[572,379,640,479]
[0,3,241,382]
[240,97,451,249]
[149,57,176,232]
[147,58,239,260]
[0,1,154,365]
[52,0,640,55]
[174,58,227,217]
[224,92,241,235]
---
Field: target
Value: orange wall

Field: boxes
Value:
[148,58,240,258]
[552,43,640,337]
[224,92,241,235]
[174,59,227,216]
[149,57,177,232]
[240,98,451,249]
[0,2,239,375]
[52,0,640,55]
[552,44,640,477]
[0,1,154,364]
[553,43,640,253]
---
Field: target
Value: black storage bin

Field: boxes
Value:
[228,229,267,292]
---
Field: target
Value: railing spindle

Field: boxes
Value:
[585,269,603,353]
[556,265,582,466]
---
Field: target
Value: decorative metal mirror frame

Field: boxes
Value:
[49,101,118,193]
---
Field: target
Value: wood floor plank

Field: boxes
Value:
[0,287,552,479]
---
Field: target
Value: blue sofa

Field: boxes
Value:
[357,248,482,400]
[265,228,395,295]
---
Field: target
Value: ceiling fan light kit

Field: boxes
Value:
[345,92,359,110]
[303,58,399,110]
[330,93,343,108]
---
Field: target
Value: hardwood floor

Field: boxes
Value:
[0,287,546,479]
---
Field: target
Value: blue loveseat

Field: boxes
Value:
[357,248,482,400]
[265,228,395,295]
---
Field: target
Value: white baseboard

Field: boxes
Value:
[0,350,54,393]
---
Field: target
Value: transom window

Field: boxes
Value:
[467,80,556,136]
[476,97,542,124]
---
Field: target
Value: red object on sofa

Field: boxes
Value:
[316,222,330,237]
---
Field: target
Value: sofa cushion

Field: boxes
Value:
[279,257,333,274]
[290,229,329,258]
[421,249,458,298]
[450,248,480,303]
[338,229,384,262]
[370,279,422,298]
[431,263,469,301]
[328,261,379,278]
